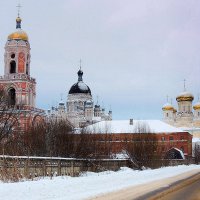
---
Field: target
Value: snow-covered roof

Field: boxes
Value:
[86,120,185,134]
[180,127,200,136]
[78,81,89,91]
[180,127,200,131]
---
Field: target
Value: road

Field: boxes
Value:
[148,173,200,200]
[88,169,200,200]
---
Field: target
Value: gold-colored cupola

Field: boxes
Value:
[7,16,28,41]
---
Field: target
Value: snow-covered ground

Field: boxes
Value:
[1,165,200,200]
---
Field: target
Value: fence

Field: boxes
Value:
[0,155,195,180]
[0,155,129,178]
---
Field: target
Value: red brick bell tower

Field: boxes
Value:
[0,15,45,131]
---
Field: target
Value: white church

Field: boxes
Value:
[162,84,200,137]
[47,68,112,127]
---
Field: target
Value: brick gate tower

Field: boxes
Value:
[0,15,45,131]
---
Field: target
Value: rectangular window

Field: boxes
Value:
[169,136,174,141]
[180,136,184,140]
[161,136,165,141]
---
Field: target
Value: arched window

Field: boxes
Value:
[8,88,16,106]
[10,61,16,73]
[26,54,29,75]
[26,63,29,75]
[29,90,32,106]
[11,53,15,59]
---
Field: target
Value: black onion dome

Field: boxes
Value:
[68,69,91,95]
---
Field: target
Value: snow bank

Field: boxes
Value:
[0,165,200,200]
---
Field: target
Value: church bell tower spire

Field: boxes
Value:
[16,3,22,29]
[1,9,36,108]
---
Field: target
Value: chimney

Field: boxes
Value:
[130,119,133,125]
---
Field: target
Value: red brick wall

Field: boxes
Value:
[90,132,192,157]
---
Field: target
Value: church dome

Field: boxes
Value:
[162,103,174,111]
[193,102,200,110]
[59,100,65,106]
[176,91,194,102]
[173,108,177,113]
[68,69,91,95]
[8,17,29,41]
[85,100,93,108]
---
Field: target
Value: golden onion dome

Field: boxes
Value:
[8,30,28,41]
[193,102,200,110]
[162,103,174,111]
[176,91,194,102]
[16,17,21,22]
[7,17,29,41]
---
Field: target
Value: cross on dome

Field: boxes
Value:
[60,93,63,101]
[166,95,169,103]
[96,95,99,105]
[183,79,186,91]
[15,3,23,29]
[16,3,22,17]
[79,59,82,70]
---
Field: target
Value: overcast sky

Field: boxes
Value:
[0,0,199,120]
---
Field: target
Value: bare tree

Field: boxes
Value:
[23,122,47,156]
[194,143,200,164]
[75,128,99,159]
[0,90,20,155]
[124,122,159,169]
[22,119,74,157]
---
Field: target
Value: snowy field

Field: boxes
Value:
[1,165,200,200]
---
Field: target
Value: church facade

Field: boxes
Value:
[0,16,45,131]
[162,87,200,137]
[47,69,112,128]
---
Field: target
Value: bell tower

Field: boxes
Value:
[5,17,30,75]
[1,15,36,107]
[0,9,45,131]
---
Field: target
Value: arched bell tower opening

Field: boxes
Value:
[10,61,16,73]
[26,54,29,75]
[8,88,16,106]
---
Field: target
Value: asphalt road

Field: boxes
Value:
[89,170,200,200]
[155,177,200,200]
[148,173,200,200]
